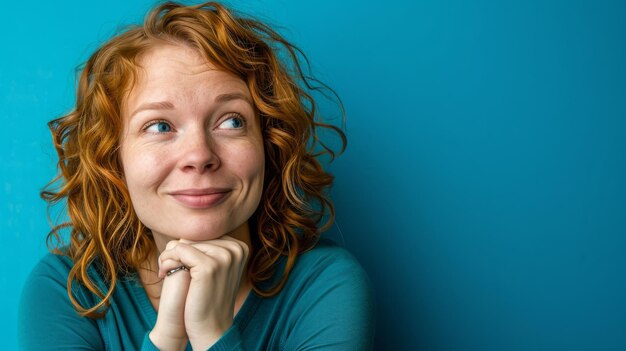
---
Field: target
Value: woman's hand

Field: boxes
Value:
[149,263,191,351]
[155,235,250,350]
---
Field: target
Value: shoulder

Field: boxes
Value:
[19,250,105,350]
[23,250,74,288]
[273,238,375,350]
[21,249,92,305]
[282,237,374,312]
[20,249,104,312]
[20,251,71,318]
[292,238,370,283]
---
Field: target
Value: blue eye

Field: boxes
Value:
[219,115,245,129]
[145,120,172,133]
[156,122,171,132]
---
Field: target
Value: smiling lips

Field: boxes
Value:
[169,188,231,208]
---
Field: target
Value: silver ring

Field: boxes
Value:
[166,265,190,276]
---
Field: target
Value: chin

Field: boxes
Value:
[145,216,251,250]
[175,220,249,242]
[186,229,231,241]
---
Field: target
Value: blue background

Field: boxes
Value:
[2,1,625,350]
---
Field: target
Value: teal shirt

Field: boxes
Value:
[18,239,374,350]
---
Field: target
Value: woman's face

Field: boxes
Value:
[120,44,264,248]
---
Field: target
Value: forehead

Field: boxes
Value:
[123,44,251,112]
[139,43,210,76]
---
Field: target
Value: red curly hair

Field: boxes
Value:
[41,1,346,318]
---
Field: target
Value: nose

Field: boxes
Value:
[178,127,220,173]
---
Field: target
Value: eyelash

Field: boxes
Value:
[140,113,246,134]
[219,113,246,129]
[142,119,173,133]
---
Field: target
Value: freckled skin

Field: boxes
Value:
[121,44,264,350]
[120,44,265,252]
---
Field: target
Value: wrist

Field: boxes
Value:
[189,334,220,351]
[188,325,229,350]
[149,323,188,351]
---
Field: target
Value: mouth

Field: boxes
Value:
[168,188,231,209]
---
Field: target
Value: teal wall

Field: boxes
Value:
[3,1,625,350]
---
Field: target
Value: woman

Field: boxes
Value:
[18,2,374,350]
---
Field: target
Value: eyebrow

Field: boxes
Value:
[215,92,253,105]
[130,93,252,118]
[130,101,175,118]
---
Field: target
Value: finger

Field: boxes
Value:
[189,241,247,260]
[156,264,190,329]
[165,266,190,277]
[186,238,250,262]
[183,243,249,275]
[181,235,250,257]
[217,235,251,256]
[165,239,180,250]
[159,258,189,279]
[159,243,247,280]
[161,241,245,264]
[158,243,216,277]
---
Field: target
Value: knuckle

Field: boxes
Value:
[165,240,178,250]
[226,241,244,255]
[173,243,187,255]
[216,248,233,264]
[240,242,250,255]
[200,260,218,276]
[233,242,249,259]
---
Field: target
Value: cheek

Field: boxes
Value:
[234,145,265,219]
[234,142,265,184]
[121,146,170,191]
